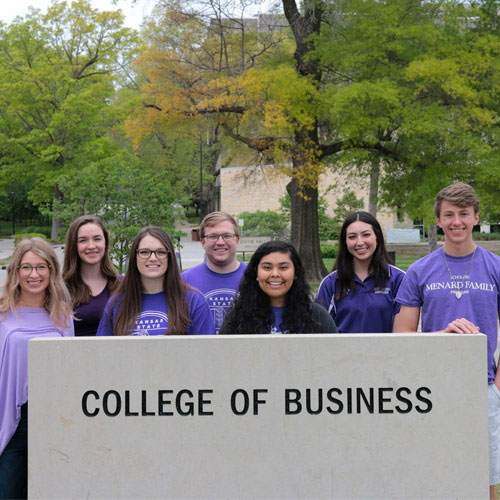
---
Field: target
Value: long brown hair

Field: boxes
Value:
[63,215,119,307]
[333,211,392,301]
[0,238,73,328]
[111,226,191,336]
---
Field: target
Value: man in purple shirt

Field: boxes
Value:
[394,182,500,499]
[182,212,247,333]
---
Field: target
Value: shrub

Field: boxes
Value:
[14,233,48,245]
[238,210,289,237]
[23,226,51,238]
[321,244,338,259]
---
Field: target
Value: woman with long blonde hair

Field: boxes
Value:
[0,238,73,499]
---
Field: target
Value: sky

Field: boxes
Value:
[0,0,275,29]
[0,0,153,29]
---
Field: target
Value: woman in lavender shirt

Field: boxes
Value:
[0,238,74,499]
[63,216,120,336]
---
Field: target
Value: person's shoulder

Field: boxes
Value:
[311,301,328,316]
[318,270,338,289]
[310,302,338,333]
[388,264,405,279]
[186,287,207,303]
[182,262,206,278]
[476,244,500,263]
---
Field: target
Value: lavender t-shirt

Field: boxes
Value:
[0,308,74,455]
[182,262,247,333]
[96,290,215,336]
[396,246,500,383]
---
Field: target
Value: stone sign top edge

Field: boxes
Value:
[28,332,485,342]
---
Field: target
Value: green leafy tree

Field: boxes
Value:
[54,152,183,271]
[0,0,137,238]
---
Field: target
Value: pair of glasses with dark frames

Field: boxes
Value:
[202,233,237,242]
[136,249,169,260]
[17,264,52,274]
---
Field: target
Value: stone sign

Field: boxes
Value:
[237,236,272,252]
[28,333,488,499]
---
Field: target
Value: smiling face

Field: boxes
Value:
[136,235,169,284]
[77,223,106,267]
[345,221,377,265]
[18,250,51,303]
[437,201,479,251]
[256,251,295,307]
[201,220,240,272]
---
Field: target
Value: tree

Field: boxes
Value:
[0,0,137,239]
[131,0,343,280]
[310,0,500,255]
[53,151,183,271]
[131,0,500,277]
[128,0,282,217]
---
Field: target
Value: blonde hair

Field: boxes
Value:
[0,238,73,328]
[200,212,239,238]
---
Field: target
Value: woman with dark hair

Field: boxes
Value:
[63,215,120,336]
[97,226,215,336]
[219,241,337,334]
[0,238,73,499]
[316,211,404,333]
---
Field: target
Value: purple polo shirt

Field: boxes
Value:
[316,265,405,333]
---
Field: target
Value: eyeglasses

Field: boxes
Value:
[202,233,237,242]
[17,264,51,274]
[136,249,169,260]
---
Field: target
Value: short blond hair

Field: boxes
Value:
[434,182,479,217]
[0,238,73,327]
[200,211,239,238]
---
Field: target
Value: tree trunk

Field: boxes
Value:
[428,223,438,253]
[368,161,379,217]
[50,185,63,241]
[204,146,220,214]
[287,177,327,283]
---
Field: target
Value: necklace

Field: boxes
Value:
[442,246,476,300]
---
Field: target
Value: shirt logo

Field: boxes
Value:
[133,311,168,336]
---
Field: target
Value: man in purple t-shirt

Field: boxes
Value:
[182,212,247,333]
[394,182,500,499]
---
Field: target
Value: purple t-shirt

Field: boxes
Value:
[316,265,405,333]
[96,290,215,336]
[182,262,247,334]
[74,284,110,337]
[0,308,74,455]
[270,306,286,334]
[396,246,500,383]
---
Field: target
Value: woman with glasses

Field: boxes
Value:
[0,238,73,499]
[63,215,120,336]
[219,241,337,334]
[97,226,215,336]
